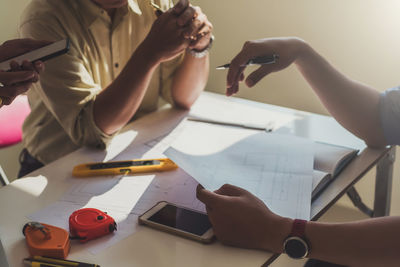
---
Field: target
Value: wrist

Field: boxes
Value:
[294,38,312,65]
[187,35,214,59]
[136,40,163,67]
[267,216,293,253]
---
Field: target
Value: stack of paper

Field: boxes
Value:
[165,121,315,220]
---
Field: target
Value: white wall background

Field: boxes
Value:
[1,0,399,215]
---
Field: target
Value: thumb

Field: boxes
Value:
[245,65,274,87]
[196,184,221,207]
[173,0,189,15]
[0,71,35,85]
[214,184,247,197]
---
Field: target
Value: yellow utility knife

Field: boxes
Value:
[72,158,178,177]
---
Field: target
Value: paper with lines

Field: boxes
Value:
[165,121,314,220]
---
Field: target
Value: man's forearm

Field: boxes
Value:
[171,52,209,109]
[305,217,400,267]
[295,42,386,147]
[93,44,159,135]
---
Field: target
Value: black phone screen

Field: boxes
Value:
[148,204,211,236]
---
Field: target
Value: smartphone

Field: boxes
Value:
[139,201,214,243]
[0,38,70,71]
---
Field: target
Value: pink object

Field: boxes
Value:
[0,95,31,148]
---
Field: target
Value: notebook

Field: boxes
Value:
[312,142,359,200]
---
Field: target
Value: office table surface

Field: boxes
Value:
[0,92,390,267]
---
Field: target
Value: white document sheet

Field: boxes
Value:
[165,122,314,220]
[189,92,297,131]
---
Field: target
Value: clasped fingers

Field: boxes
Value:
[0,81,33,106]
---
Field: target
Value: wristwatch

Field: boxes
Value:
[283,219,310,259]
[187,35,214,58]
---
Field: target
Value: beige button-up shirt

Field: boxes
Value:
[19,0,182,164]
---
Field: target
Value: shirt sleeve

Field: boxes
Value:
[19,18,115,149]
[379,86,400,145]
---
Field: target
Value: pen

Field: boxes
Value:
[27,256,100,267]
[216,54,279,70]
[187,117,273,132]
[149,1,163,16]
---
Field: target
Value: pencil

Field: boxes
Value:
[216,54,279,70]
[149,1,163,16]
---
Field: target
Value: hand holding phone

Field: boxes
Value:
[0,39,69,106]
[0,39,70,71]
[0,38,52,62]
[139,201,214,243]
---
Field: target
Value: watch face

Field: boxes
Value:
[284,236,309,259]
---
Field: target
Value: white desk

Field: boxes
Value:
[0,92,394,267]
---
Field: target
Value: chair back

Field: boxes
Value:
[0,94,31,185]
[0,95,30,148]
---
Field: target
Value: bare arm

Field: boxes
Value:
[171,4,212,109]
[226,38,386,147]
[197,184,400,267]
[93,43,159,135]
[172,52,209,109]
[307,217,400,267]
[295,42,385,147]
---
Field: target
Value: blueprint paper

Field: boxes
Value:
[165,122,314,220]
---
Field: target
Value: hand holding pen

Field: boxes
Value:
[225,38,305,96]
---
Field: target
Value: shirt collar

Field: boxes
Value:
[75,0,142,28]
[127,0,142,15]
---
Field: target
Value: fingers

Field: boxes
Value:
[21,60,39,83]
[227,48,252,89]
[34,61,45,73]
[176,4,212,42]
[214,184,247,197]
[196,184,221,207]
[0,81,32,105]
[226,65,245,96]
[0,71,35,86]
[173,0,189,15]
[182,9,204,39]
[176,6,196,28]
[245,65,274,87]
[185,10,213,49]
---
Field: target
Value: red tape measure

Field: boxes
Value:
[69,208,117,243]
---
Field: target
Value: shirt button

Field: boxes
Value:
[115,63,119,68]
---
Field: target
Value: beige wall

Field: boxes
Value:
[0,0,30,41]
[1,0,399,215]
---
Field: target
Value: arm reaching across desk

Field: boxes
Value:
[225,37,398,148]
[197,184,400,267]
